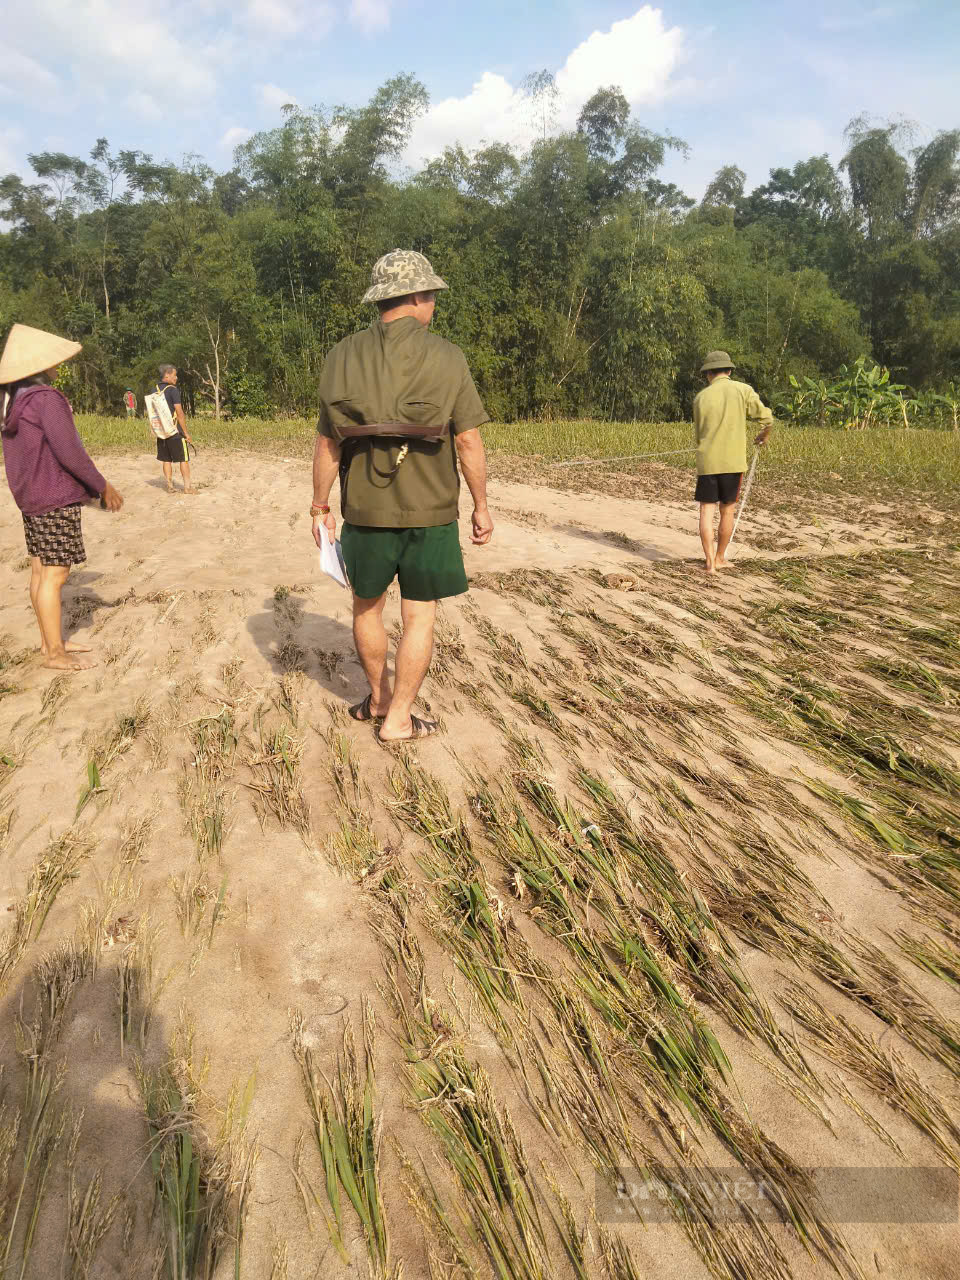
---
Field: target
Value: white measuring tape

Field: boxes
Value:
[729,451,759,546]
[547,446,696,469]
[544,442,763,548]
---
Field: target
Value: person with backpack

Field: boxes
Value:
[0,324,124,671]
[153,364,195,494]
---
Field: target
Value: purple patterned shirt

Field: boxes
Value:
[2,385,105,515]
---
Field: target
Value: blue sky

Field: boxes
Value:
[1,1,957,200]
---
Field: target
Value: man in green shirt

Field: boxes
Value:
[311,249,494,743]
[692,350,772,573]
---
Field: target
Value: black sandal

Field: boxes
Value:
[349,693,383,722]
[376,714,439,746]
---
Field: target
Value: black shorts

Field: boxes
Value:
[156,433,189,463]
[23,504,86,567]
[695,472,742,505]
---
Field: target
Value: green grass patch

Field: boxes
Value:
[74,414,960,498]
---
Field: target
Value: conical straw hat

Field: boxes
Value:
[0,324,82,384]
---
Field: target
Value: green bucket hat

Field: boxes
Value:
[362,249,449,304]
[701,350,735,372]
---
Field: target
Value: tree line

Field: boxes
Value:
[1,76,957,425]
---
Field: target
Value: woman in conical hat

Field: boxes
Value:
[0,323,124,672]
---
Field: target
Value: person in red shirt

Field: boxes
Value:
[0,324,124,671]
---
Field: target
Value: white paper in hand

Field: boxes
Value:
[318,525,349,588]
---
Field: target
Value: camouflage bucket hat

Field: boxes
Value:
[701,349,735,372]
[362,249,449,304]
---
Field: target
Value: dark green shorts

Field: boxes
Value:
[341,522,468,601]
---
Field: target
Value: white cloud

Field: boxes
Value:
[0,125,26,178]
[404,5,687,168]
[243,0,335,36]
[555,7,686,117]
[220,126,254,150]
[406,72,525,162]
[349,0,392,34]
[258,83,300,112]
[126,91,164,122]
[820,4,911,33]
[5,0,218,117]
[0,51,62,109]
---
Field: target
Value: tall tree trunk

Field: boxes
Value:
[203,314,222,420]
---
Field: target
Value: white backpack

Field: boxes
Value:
[144,385,179,439]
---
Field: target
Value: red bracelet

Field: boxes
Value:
[310,504,331,516]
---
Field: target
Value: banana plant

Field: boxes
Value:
[781,373,842,425]
[926,383,960,430]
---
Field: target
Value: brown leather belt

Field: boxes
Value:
[334,421,448,443]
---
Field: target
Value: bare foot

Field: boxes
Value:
[40,640,93,655]
[714,557,732,569]
[43,652,97,671]
[703,562,716,574]
[183,488,197,495]
[165,484,175,493]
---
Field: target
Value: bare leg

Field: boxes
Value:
[34,564,96,670]
[699,503,717,573]
[31,556,92,654]
[180,459,195,493]
[29,556,42,637]
[715,502,737,567]
[162,461,174,492]
[378,598,438,741]
[352,593,394,717]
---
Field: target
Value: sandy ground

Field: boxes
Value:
[1,449,958,1280]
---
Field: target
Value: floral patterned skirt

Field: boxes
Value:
[22,503,86,566]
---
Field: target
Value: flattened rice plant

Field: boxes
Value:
[291,1003,393,1276]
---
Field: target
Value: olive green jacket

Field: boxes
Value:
[317,317,489,528]
[693,376,772,475]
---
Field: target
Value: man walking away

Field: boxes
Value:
[311,249,494,744]
[155,364,195,494]
[124,389,136,418]
[693,350,771,573]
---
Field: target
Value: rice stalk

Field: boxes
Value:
[137,1053,255,1280]
[779,981,960,1169]
[596,1223,643,1280]
[895,929,960,989]
[64,1165,122,1280]
[40,672,72,719]
[0,1056,66,1279]
[76,698,152,817]
[180,709,238,861]
[467,770,859,1277]
[117,924,170,1056]
[405,1047,550,1280]
[291,1002,392,1275]
[0,829,94,994]
[390,761,524,1030]
[243,713,310,843]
